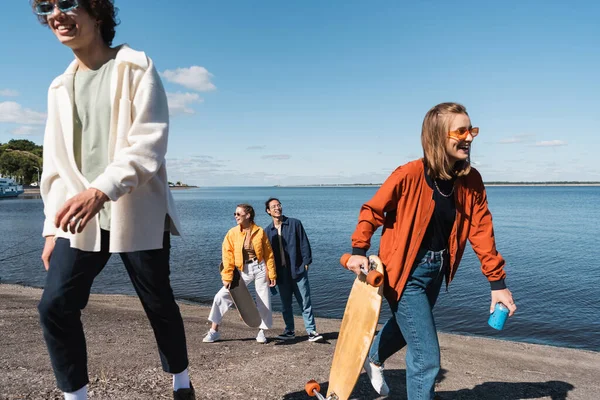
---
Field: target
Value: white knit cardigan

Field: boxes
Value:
[40,45,182,252]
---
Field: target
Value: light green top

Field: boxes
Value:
[73,59,115,231]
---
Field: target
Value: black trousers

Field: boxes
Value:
[38,230,189,392]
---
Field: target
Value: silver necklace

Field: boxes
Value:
[434,179,455,198]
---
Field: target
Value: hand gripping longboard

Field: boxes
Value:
[339,253,384,287]
[219,262,262,328]
[305,254,384,400]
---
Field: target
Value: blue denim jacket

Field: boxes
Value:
[265,216,312,279]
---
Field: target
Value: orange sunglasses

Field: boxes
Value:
[448,127,479,141]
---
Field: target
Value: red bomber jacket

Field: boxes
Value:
[351,159,507,302]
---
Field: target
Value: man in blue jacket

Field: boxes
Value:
[265,198,323,342]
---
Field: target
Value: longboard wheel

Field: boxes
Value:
[305,379,321,396]
[339,253,351,269]
[366,270,384,287]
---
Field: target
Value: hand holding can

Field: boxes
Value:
[488,302,509,330]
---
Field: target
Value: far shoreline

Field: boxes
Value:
[276,182,600,188]
[169,185,199,190]
[18,183,600,194]
[22,185,199,195]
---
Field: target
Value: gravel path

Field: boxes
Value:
[1,284,598,399]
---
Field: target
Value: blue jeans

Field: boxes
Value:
[278,268,316,333]
[368,248,447,400]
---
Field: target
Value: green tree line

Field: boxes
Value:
[0,139,43,185]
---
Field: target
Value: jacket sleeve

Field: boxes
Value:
[351,167,403,256]
[90,59,169,201]
[297,220,312,266]
[40,89,67,237]
[221,231,236,283]
[262,231,277,280]
[467,173,507,289]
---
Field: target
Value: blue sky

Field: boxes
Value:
[1,0,598,185]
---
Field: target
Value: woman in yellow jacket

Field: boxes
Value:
[203,204,277,343]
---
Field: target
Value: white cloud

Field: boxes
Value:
[499,134,535,144]
[262,154,291,160]
[10,125,39,136]
[165,155,288,186]
[168,155,227,171]
[166,92,202,115]
[0,101,46,124]
[499,138,523,144]
[0,89,19,97]
[535,140,567,147]
[161,66,216,92]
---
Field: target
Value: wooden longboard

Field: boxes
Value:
[327,255,384,400]
[219,262,262,328]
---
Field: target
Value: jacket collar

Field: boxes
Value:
[268,215,288,231]
[50,44,147,89]
[238,222,258,234]
[420,157,467,192]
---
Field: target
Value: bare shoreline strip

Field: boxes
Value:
[21,183,600,194]
[1,283,598,399]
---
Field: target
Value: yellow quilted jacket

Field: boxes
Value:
[221,223,276,282]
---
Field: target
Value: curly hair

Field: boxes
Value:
[31,0,119,46]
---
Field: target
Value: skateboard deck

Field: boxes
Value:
[306,254,384,400]
[219,262,262,328]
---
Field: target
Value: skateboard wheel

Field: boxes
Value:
[305,379,321,396]
[366,270,384,287]
[339,253,352,269]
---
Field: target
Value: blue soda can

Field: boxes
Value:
[488,302,509,330]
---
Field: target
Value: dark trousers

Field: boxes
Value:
[38,230,189,392]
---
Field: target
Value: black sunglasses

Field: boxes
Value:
[35,0,79,16]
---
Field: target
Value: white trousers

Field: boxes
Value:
[208,260,272,330]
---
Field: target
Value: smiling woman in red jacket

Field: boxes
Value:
[346,102,517,400]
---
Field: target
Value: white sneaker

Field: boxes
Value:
[256,329,267,344]
[363,358,390,395]
[202,329,220,343]
[308,331,324,342]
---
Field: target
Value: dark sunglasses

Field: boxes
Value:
[35,0,79,16]
[234,212,245,217]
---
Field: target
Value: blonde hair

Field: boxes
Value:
[236,203,255,223]
[421,102,472,180]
